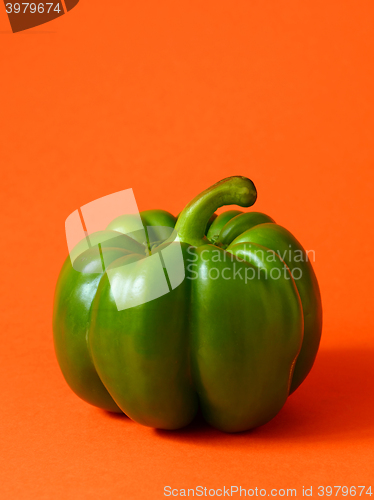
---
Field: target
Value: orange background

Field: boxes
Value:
[1,1,374,498]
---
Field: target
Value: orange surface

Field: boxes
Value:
[1,1,374,498]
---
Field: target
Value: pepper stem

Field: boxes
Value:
[175,176,257,247]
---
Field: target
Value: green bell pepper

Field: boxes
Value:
[53,176,322,432]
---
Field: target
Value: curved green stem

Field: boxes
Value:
[175,176,257,246]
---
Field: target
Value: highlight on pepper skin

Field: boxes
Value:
[53,176,322,433]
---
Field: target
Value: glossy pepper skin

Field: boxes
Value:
[53,177,322,432]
